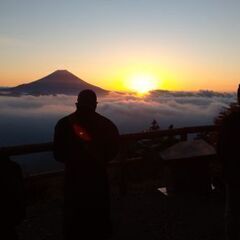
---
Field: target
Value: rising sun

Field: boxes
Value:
[128,74,158,94]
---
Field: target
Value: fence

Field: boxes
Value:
[0,125,218,195]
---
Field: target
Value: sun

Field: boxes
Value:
[128,74,158,94]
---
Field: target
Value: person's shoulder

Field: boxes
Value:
[95,112,114,124]
[95,112,118,129]
[55,113,74,128]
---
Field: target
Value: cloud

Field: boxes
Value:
[97,91,235,133]
[0,91,235,147]
[0,91,235,173]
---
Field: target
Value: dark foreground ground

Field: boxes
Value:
[18,184,225,240]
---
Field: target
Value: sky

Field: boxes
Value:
[0,0,240,91]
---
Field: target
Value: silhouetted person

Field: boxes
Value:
[53,89,120,240]
[0,154,25,240]
[217,106,240,240]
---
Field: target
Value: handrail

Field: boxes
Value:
[0,124,219,196]
[0,125,218,157]
[121,125,218,141]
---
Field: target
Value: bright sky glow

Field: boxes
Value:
[0,0,240,92]
[127,74,159,94]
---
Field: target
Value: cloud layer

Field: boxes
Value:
[0,91,235,147]
[0,91,235,173]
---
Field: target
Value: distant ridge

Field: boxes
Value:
[8,70,108,96]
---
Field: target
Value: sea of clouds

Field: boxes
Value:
[0,90,235,173]
[0,90,235,146]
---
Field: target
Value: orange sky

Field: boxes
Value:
[1,56,238,92]
[1,1,240,92]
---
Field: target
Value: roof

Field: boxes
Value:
[160,140,216,161]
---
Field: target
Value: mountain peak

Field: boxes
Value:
[50,69,76,77]
[9,70,108,96]
[53,69,70,74]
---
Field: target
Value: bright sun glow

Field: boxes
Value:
[128,74,158,94]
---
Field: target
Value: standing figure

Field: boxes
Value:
[217,106,240,240]
[53,89,120,240]
[0,155,25,240]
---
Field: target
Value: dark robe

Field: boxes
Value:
[53,109,120,239]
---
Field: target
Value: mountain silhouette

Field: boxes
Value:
[9,70,108,96]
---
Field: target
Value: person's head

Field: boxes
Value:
[76,89,97,111]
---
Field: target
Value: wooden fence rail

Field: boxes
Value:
[0,124,219,196]
[0,125,218,157]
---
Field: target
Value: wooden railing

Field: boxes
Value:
[0,125,218,156]
[0,125,219,196]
